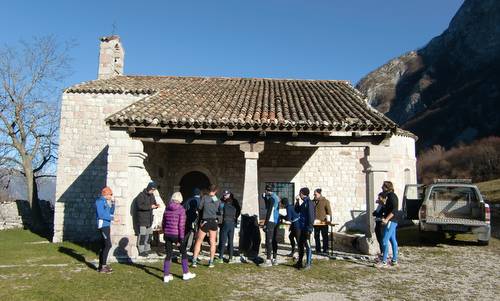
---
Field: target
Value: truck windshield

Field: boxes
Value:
[429,186,478,203]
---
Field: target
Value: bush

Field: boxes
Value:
[417,136,500,184]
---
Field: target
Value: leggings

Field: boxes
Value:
[164,236,189,276]
[98,227,112,269]
[164,236,188,261]
[382,222,398,263]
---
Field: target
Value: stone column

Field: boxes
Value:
[364,145,390,237]
[238,142,264,259]
[239,142,265,216]
[357,145,391,255]
[107,132,163,261]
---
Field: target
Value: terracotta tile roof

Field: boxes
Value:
[65,75,398,132]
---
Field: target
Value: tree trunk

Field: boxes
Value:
[24,164,45,233]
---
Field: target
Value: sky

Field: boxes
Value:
[1,0,463,87]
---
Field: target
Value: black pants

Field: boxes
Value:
[265,222,278,260]
[289,224,298,253]
[375,221,383,254]
[314,225,329,253]
[218,221,235,259]
[98,227,112,269]
[298,229,312,266]
[183,228,196,252]
[165,236,188,260]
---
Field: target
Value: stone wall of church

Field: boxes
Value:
[52,92,145,242]
[53,90,417,245]
[142,142,370,231]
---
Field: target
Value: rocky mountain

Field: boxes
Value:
[357,0,500,151]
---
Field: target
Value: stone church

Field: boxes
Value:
[52,36,416,258]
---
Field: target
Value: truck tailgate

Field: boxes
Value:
[426,217,488,227]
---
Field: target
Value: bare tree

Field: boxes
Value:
[0,36,72,231]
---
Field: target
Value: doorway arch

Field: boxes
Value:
[179,171,211,201]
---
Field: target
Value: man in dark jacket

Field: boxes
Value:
[135,181,159,256]
[313,188,332,254]
[182,188,201,252]
[296,187,315,270]
[216,190,241,263]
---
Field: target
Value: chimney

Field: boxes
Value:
[98,35,124,79]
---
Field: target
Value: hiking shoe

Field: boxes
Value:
[303,264,312,270]
[260,259,272,267]
[191,258,198,268]
[104,265,113,272]
[214,257,224,264]
[228,257,239,264]
[98,266,112,273]
[391,260,398,266]
[208,260,215,268]
[294,261,303,270]
[271,259,279,266]
[375,261,389,268]
[163,274,174,283]
[183,272,196,280]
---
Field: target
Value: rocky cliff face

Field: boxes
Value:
[357,0,500,150]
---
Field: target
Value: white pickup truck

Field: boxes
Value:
[402,179,491,245]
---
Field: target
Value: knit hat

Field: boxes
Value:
[101,187,113,196]
[146,181,157,191]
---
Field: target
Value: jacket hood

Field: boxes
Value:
[167,201,183,211]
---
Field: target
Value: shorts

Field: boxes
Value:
[200,219,218,232]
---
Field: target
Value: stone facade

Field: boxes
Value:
[53,93,417,242]
[53,92,145,242]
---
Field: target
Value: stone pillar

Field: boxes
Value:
[239,142,265,216]
[357,145,391,255]
[107,132,163,261]
[364,145,390,237]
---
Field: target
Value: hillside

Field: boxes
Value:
[356,0,500,151]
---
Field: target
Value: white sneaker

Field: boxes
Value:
[163,274,174,283]
[183,272,196,280]
[260,259,272,267]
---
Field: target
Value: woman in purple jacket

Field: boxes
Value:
[162,192,196,283]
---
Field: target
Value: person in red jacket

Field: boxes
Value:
[162,192,196,283]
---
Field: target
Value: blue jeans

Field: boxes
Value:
[382,221,398,263]
[218,221,235,259]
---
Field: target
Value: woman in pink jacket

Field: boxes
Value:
[162,192,196,283]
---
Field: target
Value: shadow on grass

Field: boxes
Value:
[58,246,97,270]
[122,262,164,281]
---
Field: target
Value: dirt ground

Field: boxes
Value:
[226,219,500,301]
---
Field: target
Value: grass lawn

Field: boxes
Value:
[477,178,500,203]
[1,228,499,301]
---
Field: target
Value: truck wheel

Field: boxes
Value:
[478,240,489,246]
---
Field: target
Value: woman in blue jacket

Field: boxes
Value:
[95,186,116,273]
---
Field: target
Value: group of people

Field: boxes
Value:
[94,179,400,281]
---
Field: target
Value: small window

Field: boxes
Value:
[265,182,295,202]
